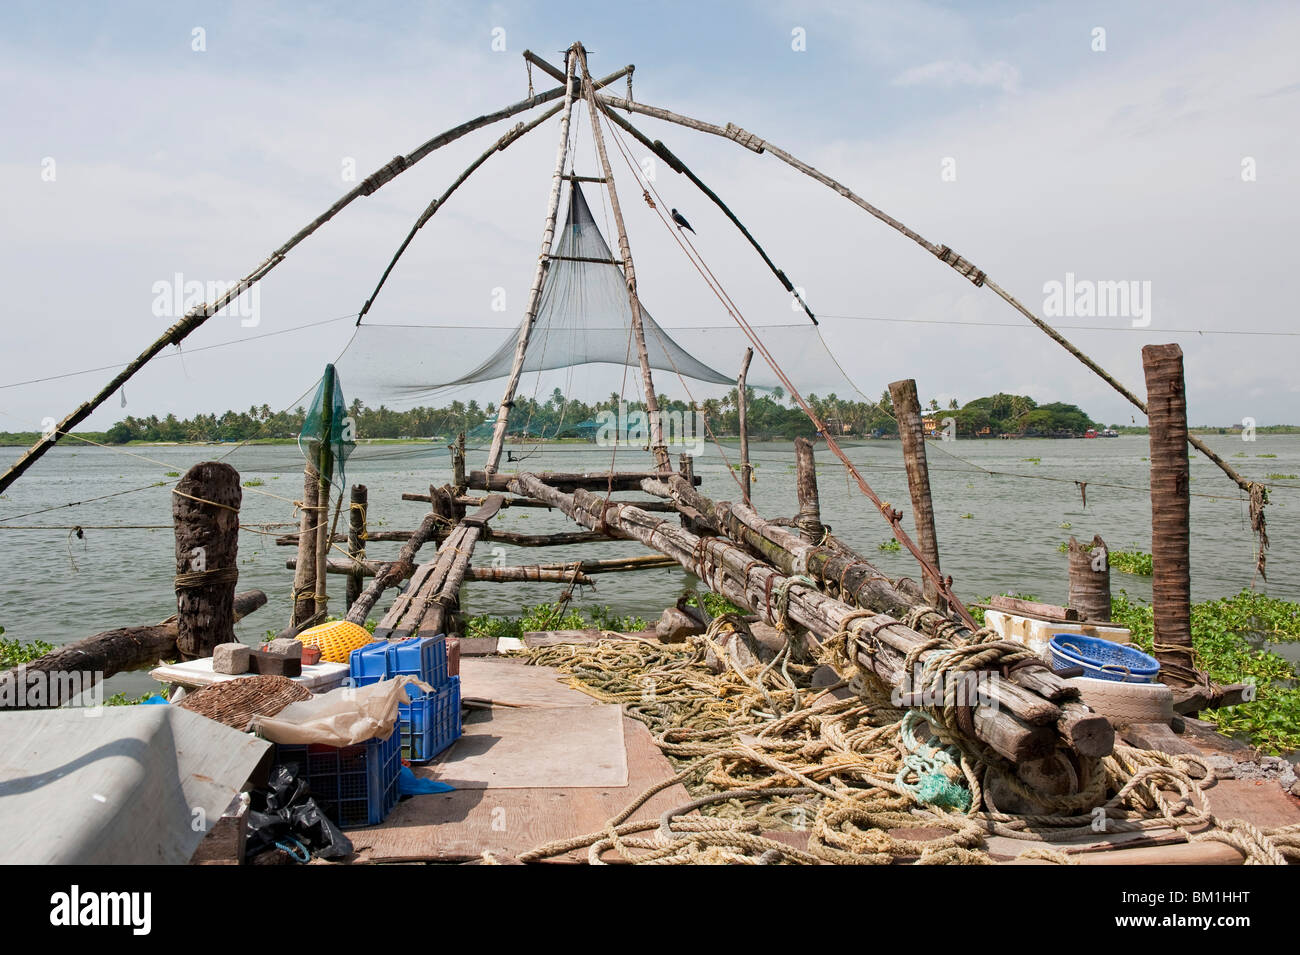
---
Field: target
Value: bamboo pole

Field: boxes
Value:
[594,93,1264,513]
[1143,344,1196,685]
[576,44,670,473]
[290,556,593,585]
[736,347,753,505]
[357,101,567,322]
[888,379,942,606]
[0,73,636,497]
[595,103,815,322]
[486,47,579,474]
[312,364,336,619]
[346,484,368,612]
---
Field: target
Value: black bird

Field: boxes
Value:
[670,208,695,234]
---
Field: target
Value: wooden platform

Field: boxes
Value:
[346,656,689,863]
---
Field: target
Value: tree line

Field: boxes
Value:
[87,389,1102,444]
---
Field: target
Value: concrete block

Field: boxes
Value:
[213,642,250,675]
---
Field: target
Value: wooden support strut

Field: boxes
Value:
[290,463,319,627]
[793,435,824,545]
[888,379,943,607]
[509,472,1112,763]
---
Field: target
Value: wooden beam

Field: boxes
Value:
[509,472,1110,763]
[1,591,267,708]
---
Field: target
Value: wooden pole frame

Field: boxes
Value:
[486,46,580,474]
[0,68,632,496]
[575,43,671,473]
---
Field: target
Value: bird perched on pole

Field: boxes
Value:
[670,208,695,234]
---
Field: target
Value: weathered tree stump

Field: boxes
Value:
[173,462,242,659]
[1067,534,1111,622]
[794,436,824,544]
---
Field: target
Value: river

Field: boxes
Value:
[1,433,1296,698]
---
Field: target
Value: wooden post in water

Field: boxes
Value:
[1142,344,1196,685]
[1066,535,1107,623]
[172,462,242,659]
[313,364,337,619]
[346,484,368,612]
[737,347,753,505]
[794,436,824,544]
[1068,535,1111,622]
[453,432,467,493]
[291,464,319,627]
[888,378,942,607]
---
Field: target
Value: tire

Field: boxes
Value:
[1069,676,1173,724]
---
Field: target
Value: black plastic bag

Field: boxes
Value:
[245,764,353,862]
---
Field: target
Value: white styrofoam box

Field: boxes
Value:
[983,609,1132,660]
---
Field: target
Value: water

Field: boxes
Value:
[1,434,1296,699]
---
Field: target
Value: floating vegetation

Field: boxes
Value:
[1057,541,1070,553]
[1021,457,1040,464]
[877,539,901,552]
[1112,590,1300,753]
[242,478,265,487]
[1059,521,1072,529]
[1257,453,1277,458]
[959,513,973,519]
[164,471,180,477]
[1109,548,1154,576]
[1266,473,1297,480]
[465,601,647,640]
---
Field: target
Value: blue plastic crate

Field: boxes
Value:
[398,676,461,763]
[390,635,448,687]
[349,635,447,689]
[348,640,392,687]
[273,728,401,828]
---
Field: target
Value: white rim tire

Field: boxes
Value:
[1069,676,1174,724]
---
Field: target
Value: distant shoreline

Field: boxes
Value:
[3,426,1299,448]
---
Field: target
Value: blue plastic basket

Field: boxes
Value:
[398,676,461,763]
[273,728,401,828]
[1049,634,1160,683]
[349,635,447,688]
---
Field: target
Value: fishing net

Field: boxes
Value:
[298,363,356,486]
[336,182,868,411]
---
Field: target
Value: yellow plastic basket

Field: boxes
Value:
[296,620,375,664]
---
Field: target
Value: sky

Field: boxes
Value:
[2,0,1298,432]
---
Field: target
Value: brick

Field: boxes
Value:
[249,649,302,678]
[264,638,303,659]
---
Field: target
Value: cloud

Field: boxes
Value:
[890,59,1021,93]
